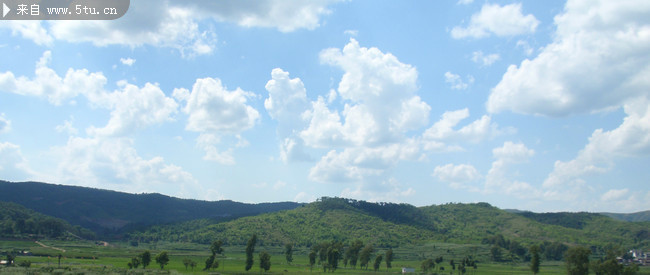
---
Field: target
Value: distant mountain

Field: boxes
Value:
[601,211,650,222]
[128,198,650,250]
[0,180,301,236]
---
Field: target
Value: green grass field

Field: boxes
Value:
[1,240,649,274]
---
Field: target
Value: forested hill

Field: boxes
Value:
[601,210,650,222]
[128,197,650,250]
[0,180,301,235]
[0,201,95,239]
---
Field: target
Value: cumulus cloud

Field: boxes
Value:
[179,77,259,163]
[484,0,650,202]
[88,81,178,137]
[302,38,430,148]
[0,114,10,134]
[487,0,650,116]
[7,1,341,56]
[433,163,481,190]
[0,51,107,106]
[471,51,500,66]
[601,188,629,201]
[55,117,78,136]
[485,142,538,198]
[120,58,136,66]
[444,72,474,90]
[50,136,198,197]
[422,108,501,151]
[543,97,650,197]
[0,142,33,181]
[451,3,539,39]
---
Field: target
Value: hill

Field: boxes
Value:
[601,210,650,222]
[0,180,301,236]
[128,198,650,251]
[0,201,95,239]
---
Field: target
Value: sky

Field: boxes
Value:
[0,0,649,213]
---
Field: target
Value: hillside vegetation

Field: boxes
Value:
[0,202,95,239]
[0,180,300,235]
[128,197,650,251]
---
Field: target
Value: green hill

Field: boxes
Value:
[0,180,301,236]
[0,201,95,239]
[601,210,650,222]
[128,198,650,251]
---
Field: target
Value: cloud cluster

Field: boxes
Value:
[488,0,650,204]
[451,3,539,39]
[3,1,341,56]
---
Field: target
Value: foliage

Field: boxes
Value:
[345,240,363,268]
[565,246,591,275]
[0,180,300,236]
[259,251,271,272]
[141,250,151,268]
[530,245,540,274]
[308,250,316,270]
[373,254,383,271]
[154,251,169,270]
[421,258,435,273]
[0,201,95,239]
[385,248,393,269]
[245,234,257,271]
[359,244,374,270]
[210,240,224,255]
[284,243,293,264]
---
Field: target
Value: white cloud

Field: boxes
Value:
[344,29,358,36]
[180,77,259,163]
[182,77,259,134]
[8,1,340,56]
[543,97,650,196]
[487,0,650,116]
[294,191,316,203]
[49,136,198,197]
[601,188,629,201]
[471,51,500,66]
[340,178,415,203]
[433,163,481,190]
[0,51,107,106]
[0,21,53,46]
[88,82,178,137]
[422,108,501,151]
[309,141,420,183]
[120,58,136,66]
[516,40,534,56]
[0,142,33,181]
[451,3,539,39]
[444,72,474,90]
[457,0,473,5]
[273,180,287,190]
[0,114,10,134]
[485,142,538,198]
[55,117,78,136]
[303,39,430,148]
[264,68,310,148]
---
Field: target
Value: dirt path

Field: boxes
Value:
[35,241,66,253]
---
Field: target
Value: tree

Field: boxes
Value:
[131,257,141,269]
[183,258,191,270]
[490,245,503,262]
[285,243,294,265]
[309,250,317,271]
[141,250,151,269]
[346,240,363,269]
[18,260,31,268]
[190,259,197,271]
[210,240,224,256]
[259,251,271,272]
[385,248,393,269]
[5,252,14,266]
[155,251,170,270]
[450,259,456,270]
[245,234,257,271]
[421,258,435,273]
[205,255,216,271]
[373,255,383,272]
[565,246,590,275]
[530,245,541,274]
[359,244,374,270]
[327,245,341,272]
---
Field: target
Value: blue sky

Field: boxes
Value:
[1,0,649,212]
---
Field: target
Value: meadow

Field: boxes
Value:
[2,240,648,274]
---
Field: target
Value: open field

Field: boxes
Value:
[1,240,649,274]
